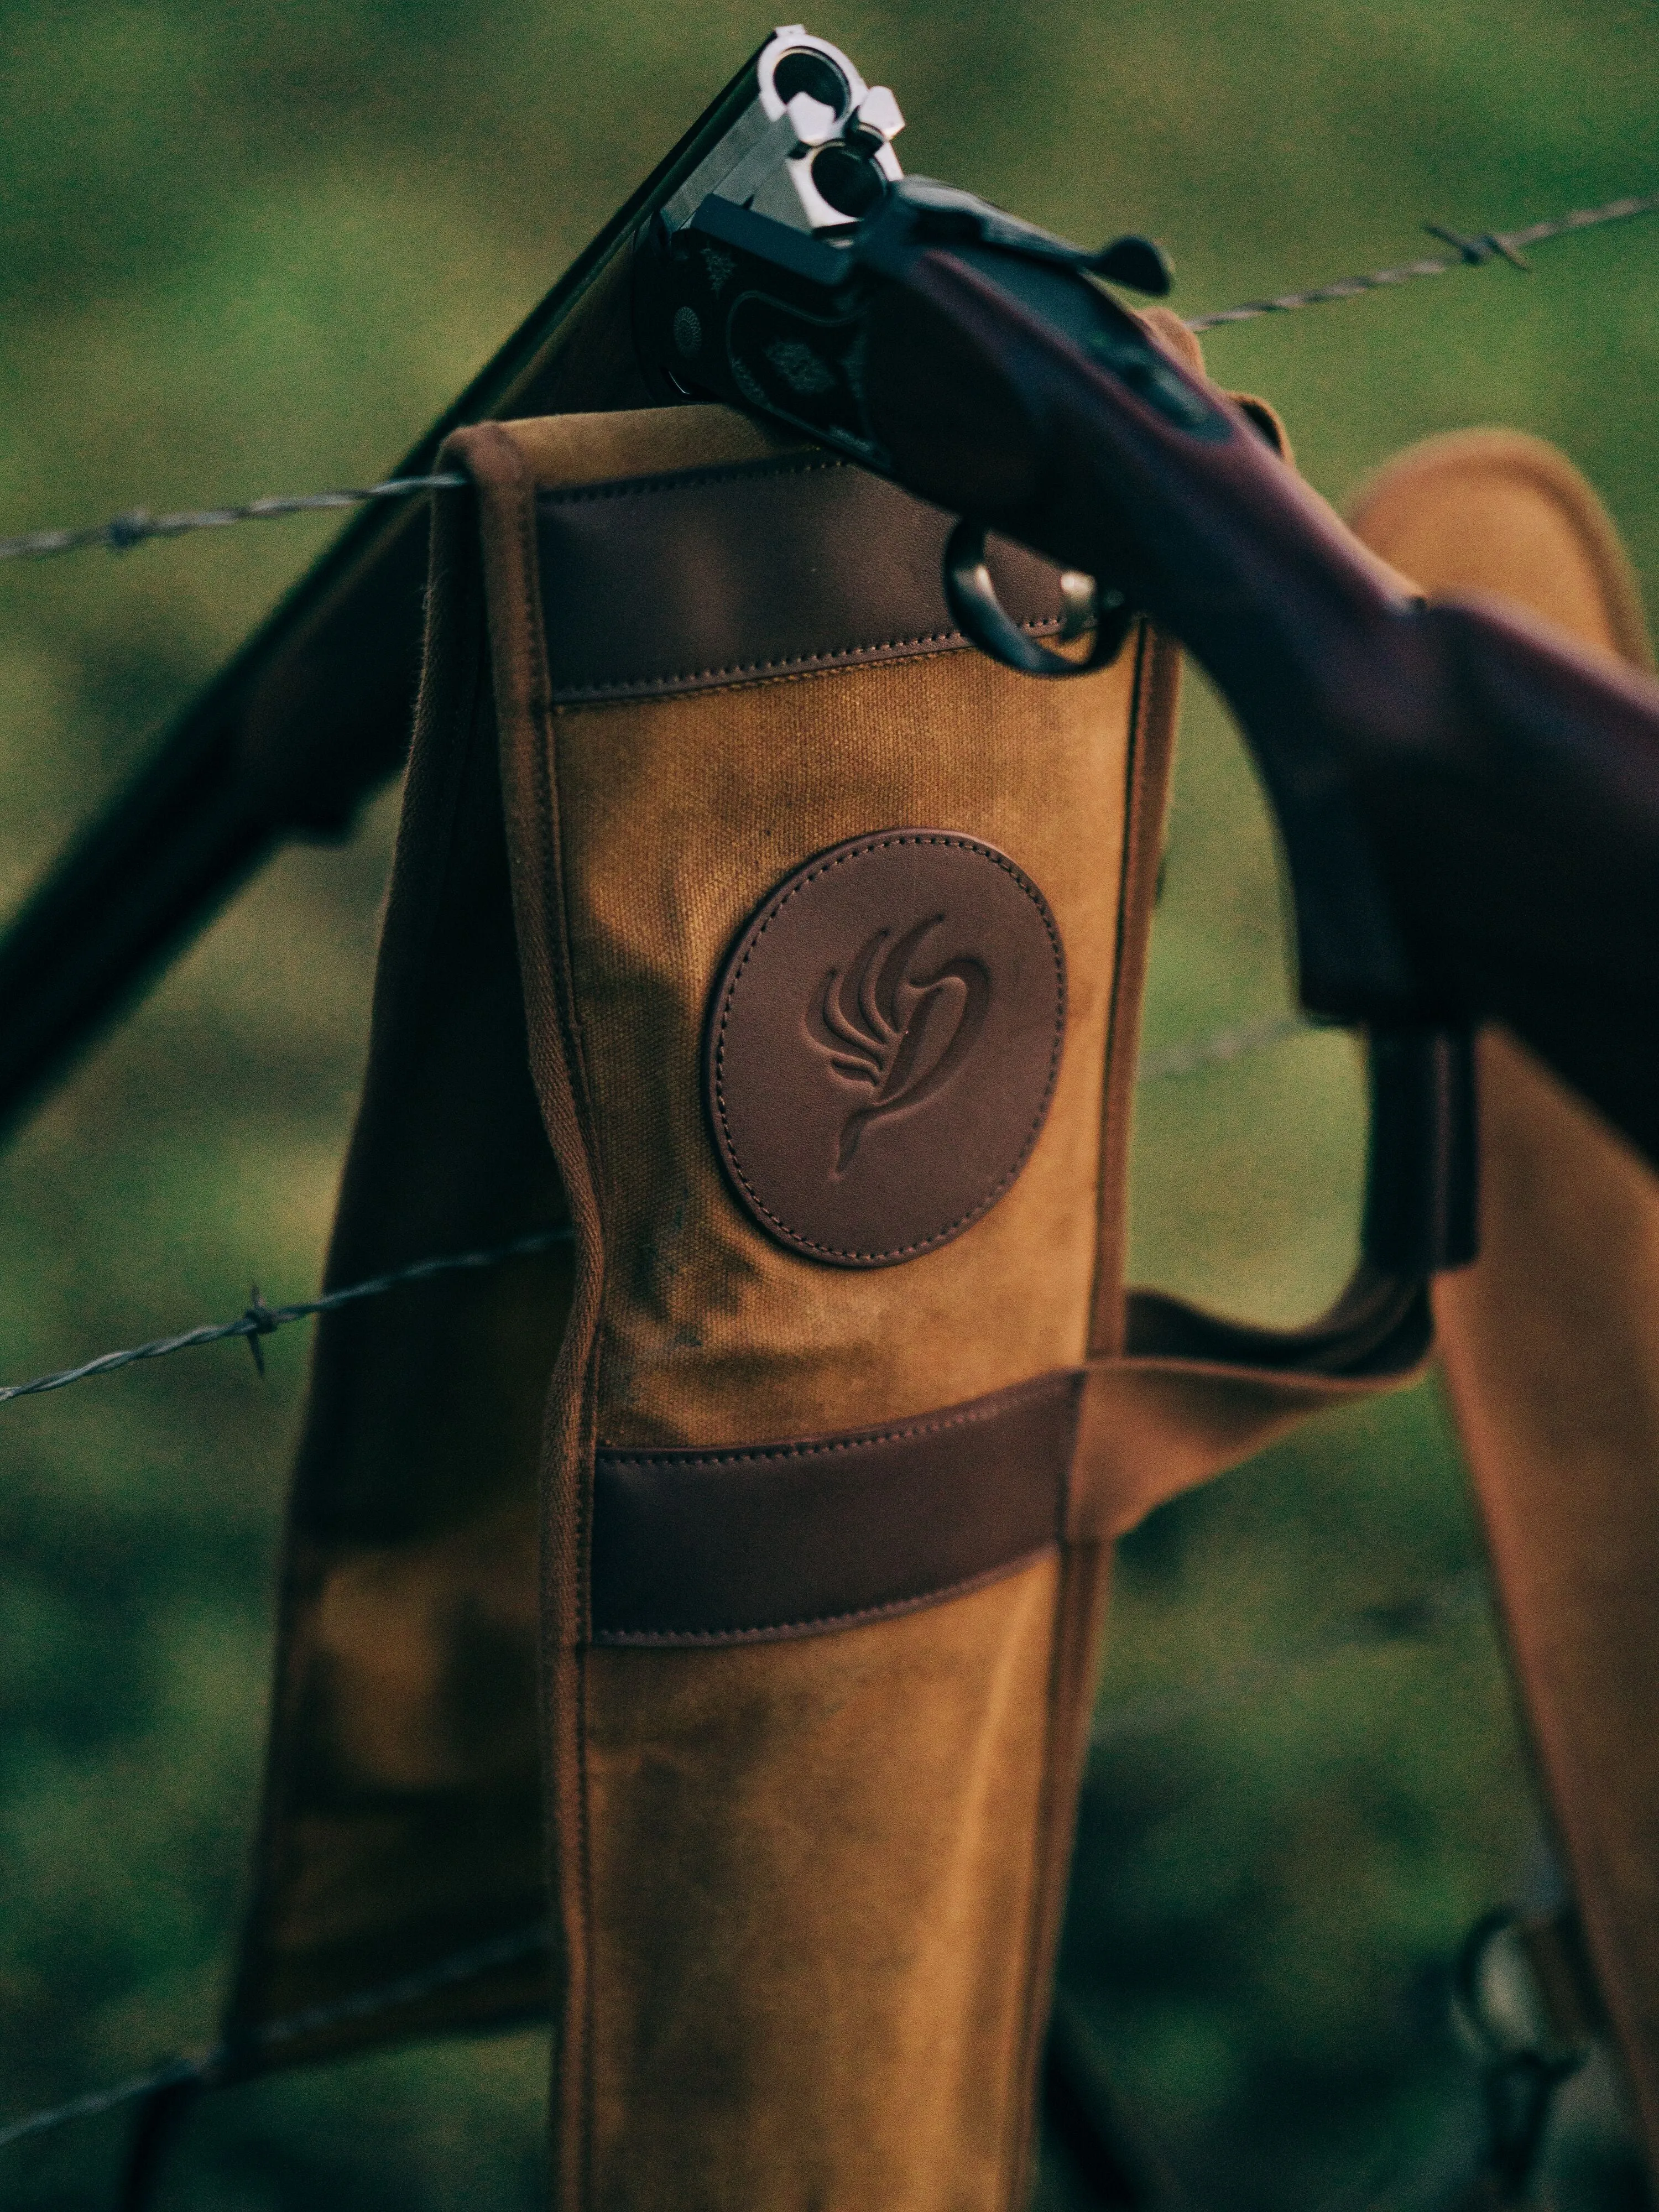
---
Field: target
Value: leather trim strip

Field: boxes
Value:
[590,1369,1086,1644]
[538,452,1073,702]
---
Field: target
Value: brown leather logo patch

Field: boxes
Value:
[706,832,1066,1267]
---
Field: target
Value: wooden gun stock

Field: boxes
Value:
[1368,598,1659,1167]
[857,234,1659,1168]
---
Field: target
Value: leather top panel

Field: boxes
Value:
[536,451,1071,701]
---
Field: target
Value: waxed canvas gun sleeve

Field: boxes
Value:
[1349,432,1659,2172]
[226,334,1433,2210]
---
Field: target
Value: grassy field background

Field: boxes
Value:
[1,2,1655,2204]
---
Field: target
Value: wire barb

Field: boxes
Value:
[0,1013,1307,1412]
[1183,184,1659,331]
[1423,223,1531,273]
[0,1227,572,1406]
[0,188,1655,561]
[0,473,468,565]
[242,1285,278,1376]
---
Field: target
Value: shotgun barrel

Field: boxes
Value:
[0,33,800,1139]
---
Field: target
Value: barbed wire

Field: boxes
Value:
[0,1013,1301,1410]
[0,1227,571,1405]
[0,1924,550,2154]
[1183,186,1659,330]
[1,1571,1489,2159]
[0,186,1652,566]
[0,474,467,565]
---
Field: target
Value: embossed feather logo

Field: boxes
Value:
[810,916,991,1173]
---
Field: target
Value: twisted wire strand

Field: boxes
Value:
[1183,185,1659,331]
[0,187,1653,565]
[0,1227,572,1404]
[1,1572,1484,2156]
[0,1011,1306,1411]
[0,1926,550,2154]
[0,473,467,564]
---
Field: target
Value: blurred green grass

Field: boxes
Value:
[1,2,1655,2204]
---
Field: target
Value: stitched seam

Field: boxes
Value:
[552,645,971,711]
[596,1370,1079,1470]
[538,455,848,507]
[537,460,1063,696]
[547,619,1066,700]
[1009,1541,1099,2200]
[1088,619,1154,1360]
[493,424,596,2212]
[591,1546,1058,1644]
[711,835,1066,1261]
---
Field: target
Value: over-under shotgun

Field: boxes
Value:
[6,22,1659,1186]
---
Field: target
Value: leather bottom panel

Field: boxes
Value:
[580,1552,1061,2212]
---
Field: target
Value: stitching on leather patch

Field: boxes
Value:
[539,453,848,504]
[708,833,1066,1264]
[547,629,1052,702]
[547,622,1069,703]
[590,1370,1081,1645]
[536,456,1067,700]
[589,1546,1060,1646]
[596,1369,1076,1470]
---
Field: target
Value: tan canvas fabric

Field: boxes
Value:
[229,327,1433,2209]
[222,456,570,2065]
[1349,431,1659,2167]
[583,1557,1061,2209]
[518,529,1139,1447]
[448,368,1428,2210]
[461,400,1158,2212]
[217,251,734,2070]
